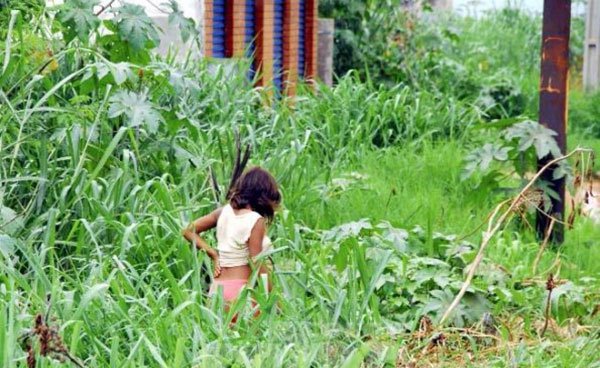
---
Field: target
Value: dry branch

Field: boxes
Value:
[532,218,555,274]
[541,273,555,337]
[94,0,117,16]
[438,148,592,326]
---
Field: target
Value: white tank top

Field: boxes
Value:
[216,204,272,267]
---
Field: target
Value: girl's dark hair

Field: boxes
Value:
[229,167,281,221]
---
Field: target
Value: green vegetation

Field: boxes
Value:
[1,1,599,367]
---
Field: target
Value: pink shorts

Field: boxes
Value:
[208,279,248,302]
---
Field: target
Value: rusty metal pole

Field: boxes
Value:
[536,0,571,244]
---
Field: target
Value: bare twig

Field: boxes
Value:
[225,130,252,200]
[205,131,251,206]
[438,148,592,326]
[541,273,555,337]
[532,218,555,274]
[146,0,172,15]
[94,0,117,16]
[456,208,496,242]
[208,165,221,204]
[21,313,85,368]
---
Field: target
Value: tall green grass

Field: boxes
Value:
[292,141,492,235]
[1,3,599,367]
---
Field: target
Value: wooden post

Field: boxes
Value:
[584,0,600,91]
[317,18,334,86]
[304,0,318,82]
[536,0,571,244]
[254,0,274,88]
[283,0,300,96]
[205,0,214,57]
[225,0,247,58]
[205,0,228,58]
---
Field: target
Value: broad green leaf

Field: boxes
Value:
[84,61,134,85]
[413,267,450,287]
[422,289,456,320]
[376,221,409,252]
[172,338,186,368]
[57,0,100,41]
[0,234,16,257]
[462,143,512,180]
[83,61,109,81]
[146,61,200,94]
[505,120,561,159]
[551,282,585,307]
[110,62,135,84]
[552,160,572,180]
[410,257,450,268]
[111,4,160,50]
[433,274,450,288]
[164,0,196,42]
[323,218,372,242]
[0,205,23,236]
[535,180,561,202]
[108,91,162,133]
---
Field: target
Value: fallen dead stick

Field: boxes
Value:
[438,148,594,327]
[441,327,503,342]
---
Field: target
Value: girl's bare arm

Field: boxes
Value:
[181,207,222,260]
[247,218,272,290]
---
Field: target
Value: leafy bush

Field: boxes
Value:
[459,118,593,242]
[0,0,43,25]
[291,74,481,151]
[475,75,527,120]
[463,120,563,180]
[319,219,492,329]
[319,1,462,89]
[319,2,542,123]
[569,90,600,138]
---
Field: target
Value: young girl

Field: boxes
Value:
[182,167,281,303]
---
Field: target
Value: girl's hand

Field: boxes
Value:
[206,249,221,278]
[213,258,222,278]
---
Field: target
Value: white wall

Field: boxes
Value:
[47,0,201,18]
[123,0,201,19]
[46,0,205,57]
[583,0,600,91]
[454,0,587,16]
[129,0,204,58]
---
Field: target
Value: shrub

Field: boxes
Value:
[569,91,600,138]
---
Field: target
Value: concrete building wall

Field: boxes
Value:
[584,0,600,91]
[47,0,319,94]
[125,0,204,58]
[430,0,452,10]
[47,0,204,57]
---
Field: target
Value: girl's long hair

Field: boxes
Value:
[228,167,281,222]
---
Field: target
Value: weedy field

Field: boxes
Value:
[0,1,599,367]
